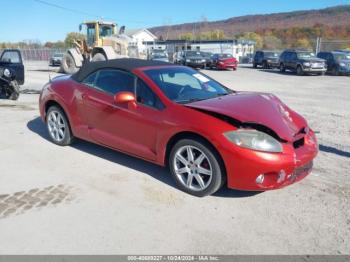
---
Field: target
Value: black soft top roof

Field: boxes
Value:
[71,58,175,82]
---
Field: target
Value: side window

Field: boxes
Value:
[136,79,165,110]
[95,69,135,95]
[82,72,98,87]
[0,51,21,63]
[328,53,334,62]
[291,52,297,60]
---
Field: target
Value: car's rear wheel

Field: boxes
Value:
[46,106,74,146]
[296,65,304,76]
[253,62,257,68]
[280,63,285,73]
[169,139,225,197]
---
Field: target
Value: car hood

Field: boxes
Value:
[339,59,350,63]
[152,58,169,62]
[301,58,325,63]
[186,92,307,142]
[187,56,205,60]
[219,57,237,63]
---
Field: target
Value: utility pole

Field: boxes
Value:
[316,37,321,53]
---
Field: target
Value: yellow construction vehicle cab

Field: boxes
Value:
[80,21,117,47]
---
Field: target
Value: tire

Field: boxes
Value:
[253,63,257,68]
[61,53,79,74]
[92,53,107,62]
[8,81,20,100]
[332,66,339,76]
[169,138,225,197]
[46,106,74,146]
[296,65,304,76]
[280,63,285,73]
[262,61,268,69]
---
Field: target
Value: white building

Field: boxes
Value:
[143,39,255,62]
[126,29,157,57]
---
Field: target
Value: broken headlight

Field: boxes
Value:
[3,68,11,78]
[224,129,283,153]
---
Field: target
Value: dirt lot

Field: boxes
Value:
[0,61,349,254]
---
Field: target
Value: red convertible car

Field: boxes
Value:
[39,59,318,197]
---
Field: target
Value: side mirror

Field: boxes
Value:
[114,91,136,104]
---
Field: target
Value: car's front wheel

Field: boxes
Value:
[46,106,74,146]
[169,138,225,197]
[296,65,304,76]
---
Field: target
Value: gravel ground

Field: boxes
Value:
[0,61,349,254]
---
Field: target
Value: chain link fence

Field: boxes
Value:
[0,48,67,61]
[318,39,350,52]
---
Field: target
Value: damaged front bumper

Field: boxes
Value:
[218,129,318,191]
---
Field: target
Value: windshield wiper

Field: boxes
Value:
[176,98,209,104]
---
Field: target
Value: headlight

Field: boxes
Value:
[3,68,11,78]
[224,129,283,153]
[303,62,310,67]
[339,62,346,67]
[186,59,191,62]
[201,59,206,62]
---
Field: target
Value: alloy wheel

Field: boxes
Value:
[173,145,213,191]
[47,110,66,142]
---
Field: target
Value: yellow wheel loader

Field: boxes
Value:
[61,21,139,74]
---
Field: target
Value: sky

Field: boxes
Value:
[0,0,349,42]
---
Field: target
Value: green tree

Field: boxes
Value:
[237,32,263,49]
[263,35,282,49]
[294,38,311,49]
[179,32,194,41]
[64,32,85,48]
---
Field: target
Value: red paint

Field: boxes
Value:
[216,57,238,70]
[39,65,318,191]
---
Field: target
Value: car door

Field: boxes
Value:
[257,52,263,64]
[285,52,294,70]
[0,50,25,85]
[81,69,163,161]
[327,53,336,71]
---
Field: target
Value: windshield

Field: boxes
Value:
[202,52,212,58]
[265,52,279,57]
[297,52,316,59]
[334,53,350,60]
[144,67,233,104]
[185,51,203,57]
[54,54,64,58]
[152,53,167,59]
[218,54,233,59]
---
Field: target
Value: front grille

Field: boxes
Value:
[289,161,313,181]
[311,63,324,68]
[295,161,313,176]
[293,137,305,149]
